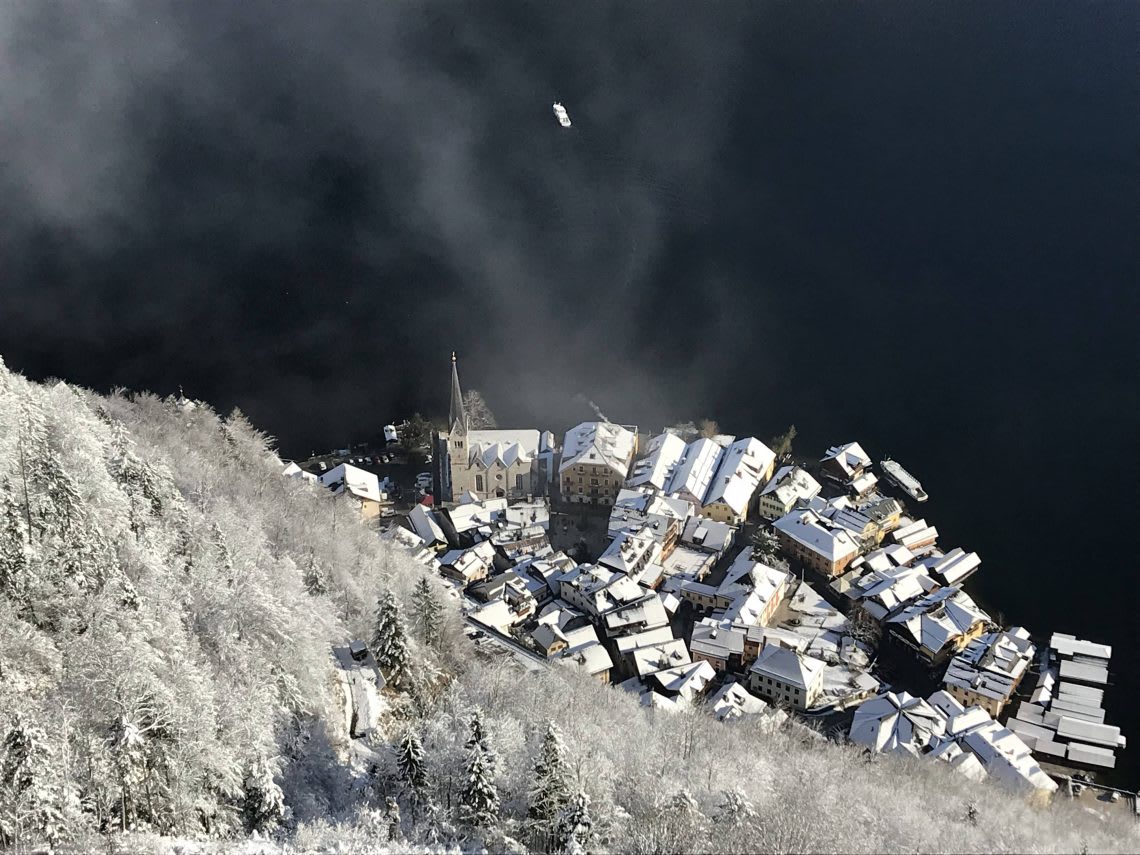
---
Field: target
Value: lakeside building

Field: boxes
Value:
[560,421,639,506]
[883,586,991,668]
[699,436,776,525]
[942,627,1035,717]
[851,690,1056,798]
[435,354,557,501]
[1007,633,1127,772]
[625,431,687,492]
[820,441,872,485]
[758,465,822,520]
[665,437,725,506]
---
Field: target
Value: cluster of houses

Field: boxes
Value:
[297,357,1127,802]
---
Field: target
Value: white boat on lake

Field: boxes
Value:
[553,102,571,128]
[880,457,928,502]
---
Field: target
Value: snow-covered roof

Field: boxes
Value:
[848,564,936,620]
[604,594,670,635]
[924,547,982,586]
[849,691,947,757]
[680,515,735,554]
[665,438,724,503]
[470,440,532,469]
[649,660,716,700]
[701,436,775,515]
[772,509,860,562]
[690,619,745,660]
[709,681,772,721]
[759,465,821,504]
[626,432,688,491]
[749,645,825,691]
[849,471,878,496]
[1050,633,1112,661]
[407,504,446,545]
[821,442,871,478]
[440,540,496,581]
[614,626,676,654]
[630,640,691,678]
[468,429,542,457]
[887,587,989,658]
[943,627,1035,702]
[597,528,660,574]
[318,463,385,503]
[891,518,939,551]
[560,422,637,476]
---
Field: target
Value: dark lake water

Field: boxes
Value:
[3,1,1138,785]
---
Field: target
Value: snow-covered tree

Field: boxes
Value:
[461,390,497,429]
[716,787,757,827]
[528,721,572,831]
[242,755,285,834]
[555,789,592,854]
[371,589,412,687]
[410,576,442,650]
[751,527,781,562]
[0,482,29,601]
[395,726,426,793]
[458,710,498,830]
[0,716,65,849]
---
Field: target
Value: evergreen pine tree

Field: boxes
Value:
[395,726,426,793]
[242,755,285,834]
[716,787,757,827]
[411,576,442,649]
[555,789,592,855]
[0,483,30,600]
[371,589,412,687]
[0,716,65,849]
[528,721,572,830]
[458,710,499,829]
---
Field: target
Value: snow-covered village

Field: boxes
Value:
[284,354,1134,829]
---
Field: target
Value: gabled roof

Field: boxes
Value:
[560,422,637,475]
[709,682,771,721]
[702,437,775,514]
[886,586,989,657]
[665,437,724,502]
[772,509,860,561]
[821,442,871,478]
[318,463,384,503]
[626,432,687,491]
[760,465,821,504]
[407,504,446,545]
[649,660,716,699]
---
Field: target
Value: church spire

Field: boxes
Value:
[449,351,467,433]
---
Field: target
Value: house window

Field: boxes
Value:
[476,475,484,491]
[456,441,463,449]
[590,478,599,486]
[516,474,525,491]
[496,473,503,480]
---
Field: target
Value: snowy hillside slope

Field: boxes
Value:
[0,358,1135,853]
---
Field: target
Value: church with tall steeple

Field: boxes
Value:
[432,352,556,503]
